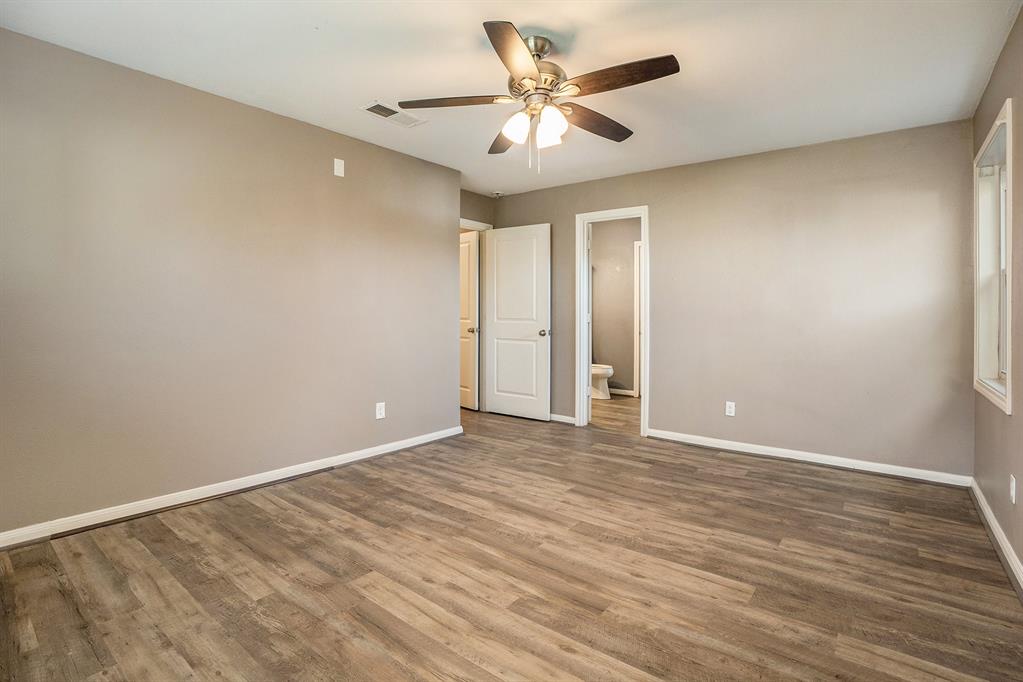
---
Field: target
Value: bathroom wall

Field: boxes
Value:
[592,218,641,392]
[495,120,975,476]
[0,29,461,534]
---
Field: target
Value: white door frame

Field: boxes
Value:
[459,218,491,410]
[574,206,650,435]
[460,218,492,232]
[459,230,480,410]
[633,240,643,398]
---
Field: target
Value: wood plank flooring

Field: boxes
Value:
[3,396,1022,680]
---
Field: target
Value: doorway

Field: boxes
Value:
[459,228,480,410]
[575,206,650,436]
[459,219,553,422]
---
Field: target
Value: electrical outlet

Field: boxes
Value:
[375,402,386,420]
[725,401,736,417]
[1011,475,1017,505]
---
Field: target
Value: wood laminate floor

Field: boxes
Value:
[590,394,643,433]
[2,396,1022,680]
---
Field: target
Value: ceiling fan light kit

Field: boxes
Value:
[398,20,680,170]
[535,121,562,150]
[538,104,568,137]
[501,110,531,144]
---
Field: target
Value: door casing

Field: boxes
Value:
[459,230,480,410]
[574,206,650,435]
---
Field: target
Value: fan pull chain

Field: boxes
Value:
[528,122,533,169]
[533,117,540,174]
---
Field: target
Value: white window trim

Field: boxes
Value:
[973,98,1013,415]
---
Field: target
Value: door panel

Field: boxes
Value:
[494,339,538,397]
[484,224,551,420]
[459,231,479,409]
[495,237,537,320]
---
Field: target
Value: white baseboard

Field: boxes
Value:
[609,388,638,397]
[646,428,972,487]
[970,480,1023,594]
[0,425,463,550]
[550,413,576,425]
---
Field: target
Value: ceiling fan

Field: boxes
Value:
[398,21,679,155]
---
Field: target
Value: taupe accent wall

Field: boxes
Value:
[591,218,641,392]
[0,30,461,533]
[496,121,975,475]
[972,11,1022,568]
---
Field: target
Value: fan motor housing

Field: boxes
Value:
[508,60,566,98]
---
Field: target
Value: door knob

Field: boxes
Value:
[467,327,475,334]
[538,329,547,336]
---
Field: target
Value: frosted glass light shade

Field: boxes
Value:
[539,105,569,136]
[536,125,562,149]
[501,111,530,144]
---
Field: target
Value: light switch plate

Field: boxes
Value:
[334,158,345,177]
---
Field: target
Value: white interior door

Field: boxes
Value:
[459,231,479,409]
[484,224,551,420]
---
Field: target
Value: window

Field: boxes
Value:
[974,98,1013,414]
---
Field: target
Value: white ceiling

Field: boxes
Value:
[2,1,1020,195]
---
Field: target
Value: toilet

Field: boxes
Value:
[591,364,614,400]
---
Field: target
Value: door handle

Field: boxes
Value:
[539,329,548,337]
[467,327,475,334]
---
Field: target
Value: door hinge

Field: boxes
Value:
[586,386,592,396]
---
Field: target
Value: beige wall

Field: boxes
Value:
[460,189,496,225]
[496,121,975,475]
[591,218,641,391]
[0,30,461,533]
[972,12,1023,568]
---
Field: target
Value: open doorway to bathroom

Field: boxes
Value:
[574,206,649,436]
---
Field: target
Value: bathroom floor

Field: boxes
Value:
[590,395,640,434]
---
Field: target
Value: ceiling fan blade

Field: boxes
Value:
[488,130,514,154]
[483,21,541,84]
[564,103,633,142]
[398,95,508,109]
[564,55,679,96]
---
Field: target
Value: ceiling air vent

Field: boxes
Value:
[363,101,425,128]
